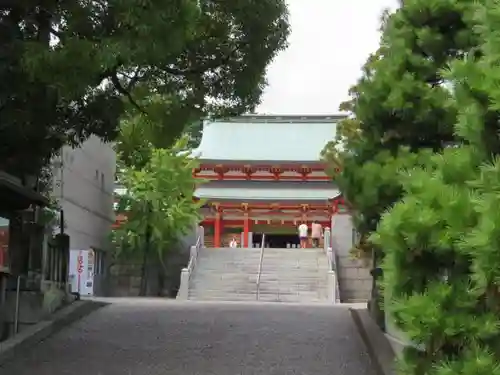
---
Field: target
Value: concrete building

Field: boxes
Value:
[53,135,116,251]
[0,172,50,339]
[0,138,115,340]
[52,135,116,295]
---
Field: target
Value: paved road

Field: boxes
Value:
[1,299,375,375]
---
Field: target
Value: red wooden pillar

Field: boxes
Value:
[243,213,250,247]
[214,212,222,247]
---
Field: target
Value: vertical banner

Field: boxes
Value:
[77,250,84,293]
[68,249,95,296]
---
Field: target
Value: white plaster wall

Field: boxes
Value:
[52,135,116,251]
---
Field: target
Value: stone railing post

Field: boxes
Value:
[323,228,331,251]
[177,227,204,300]
[324,226,337,304]
[198,225,205,248]
[189,245,197,260]
[327,247,333,264]
[327,270,336,302]
[177,268,189,300]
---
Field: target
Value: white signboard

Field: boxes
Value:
[69,249,95,296]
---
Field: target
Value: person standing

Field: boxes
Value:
[229,236,238,248]
[298,222,309,248]
[311,220,322,248]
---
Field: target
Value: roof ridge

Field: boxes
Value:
[208,114,347,123]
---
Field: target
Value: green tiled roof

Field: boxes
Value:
[193,115,346,162]
[194,181,340,201]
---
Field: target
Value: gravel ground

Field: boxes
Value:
[1,299,376,375]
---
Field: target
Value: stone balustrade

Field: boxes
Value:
[177,226,204,300]
[323,228,340,303]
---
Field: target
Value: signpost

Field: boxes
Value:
[69,250,95,297]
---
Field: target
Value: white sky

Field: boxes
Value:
[257,0,399,115]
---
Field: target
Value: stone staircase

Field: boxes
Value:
[258,247,330,302]
[188,247,330,302]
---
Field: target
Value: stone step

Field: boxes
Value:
[194,266,328,271]
[190,290,259,295]
[197,263,327,267]
[260,269,328,273]
[194,280,327,283]
[197,261,327,265]
[198,253,325,260]
[189,292,257,296]
[192,282,328,288]
[192,288,327,293]
[197,266,328,270]
[198,255,325,260]
[198,255,325,259]
[257,291,329,296]
[189,296,259,301]
[271,281,324,284]
[257,280,329,284]
[188,294,330,302]
[195,264,329,268]
[192,285,327,291]
[343,298,369,303]
[188,293,329,302]
[193,275,327,279]
[191,289,329,296]
[199,262,327,265]
[192,279,328,285]
[192,271,329,276]
[196,267,328,272]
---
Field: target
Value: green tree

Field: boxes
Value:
[323,0,478,257]
[113,136,202,295]
[184,119,204,149]
[322,0,481,334]
[322,0,480,325]
[1,1,290,178]
[371,1,500,372]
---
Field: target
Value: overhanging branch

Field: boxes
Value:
[110,73,147,115]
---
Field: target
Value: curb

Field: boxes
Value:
[350,308,395,375]
[0,300,107,366]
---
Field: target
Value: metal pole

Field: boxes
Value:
[14,275,21,334]
[139,201,151,296]
[55,150,65,236]
[0,275,6,305]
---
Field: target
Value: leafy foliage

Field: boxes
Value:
[0,0,290,177]
[353,0,500,373]
[322,0,478,257]
[112,136,202,263]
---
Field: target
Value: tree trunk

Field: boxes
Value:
[138,249,148,296]
[369,249,385,331]
[157,270,166,297]
[139,203,152,296]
